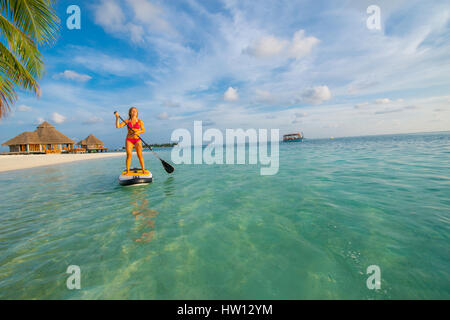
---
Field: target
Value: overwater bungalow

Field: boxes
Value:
[77,134,108,153]
[283,132,304,142]
[2,121,75,154]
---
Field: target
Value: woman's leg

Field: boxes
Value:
[135,141,146,170]
[125,140,133,173]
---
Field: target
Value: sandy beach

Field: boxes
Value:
[0,153,125,173]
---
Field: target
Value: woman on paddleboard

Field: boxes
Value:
[115,107,146,174]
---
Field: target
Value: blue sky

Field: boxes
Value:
[1,0,449,149]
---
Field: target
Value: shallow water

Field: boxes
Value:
[0,132,449,299]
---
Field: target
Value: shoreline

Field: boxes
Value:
[0,153,125,173]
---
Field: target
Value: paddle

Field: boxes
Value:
[114,112,175,174]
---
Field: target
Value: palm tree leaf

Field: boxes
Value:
[0,42,40,95]
[0,0,60,45]
[0,14,44,78]
[0,0,58,118]
[0,71,18,118]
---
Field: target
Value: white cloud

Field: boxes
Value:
[35,117,45,124]
[301,86,332,105]
[51,112,66,124]
[126,23,145,43]
[375,98,391,104]
[17,104,33,112]
[291,112,307,124]
[54,70,92,82]
[255,89,276,104]
[288,29,320,59]
[202,119,215,126]
[347,80,379,94]
[156,112,169,120]
[93,0,125,33]
[73,50,149,76]
[245,29,319,60]
[354,102,369,109]
[224,87,239,101]
[374,105,417,115]
[245,36,287,58]
[163,100,180,108]
[82,116,104,124]
[126,0,171,33]
[93,0,173,43]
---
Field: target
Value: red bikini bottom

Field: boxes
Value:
[126,138,141,145]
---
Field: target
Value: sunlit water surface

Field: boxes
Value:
[0,132,449,299]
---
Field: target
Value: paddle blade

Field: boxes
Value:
[161,159,175,173]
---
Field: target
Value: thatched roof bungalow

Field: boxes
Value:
[77,134,107,153]
[2,121,75,153]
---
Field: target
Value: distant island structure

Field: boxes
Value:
[148,143,178,148]
[1,121,109,154]
[77,134,108,153]
[283,132,304,142]
[2,121,75,154]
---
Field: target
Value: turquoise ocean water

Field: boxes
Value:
[0,132,449,299]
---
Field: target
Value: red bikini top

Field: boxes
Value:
[127,120,140,130]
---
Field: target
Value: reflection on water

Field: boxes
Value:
[124,182,164,244]
[163,176,175,197]
[130,198,159,243]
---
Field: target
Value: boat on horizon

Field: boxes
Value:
[283,132,304,142]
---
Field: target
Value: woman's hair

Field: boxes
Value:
[128,107,138,120]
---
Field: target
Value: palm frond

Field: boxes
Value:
[0,41,40,118]
[0,42,40,95]
[0,0,58,118]
[0,0,60,46]
[0,71,18,118]
[0,14,44,78]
